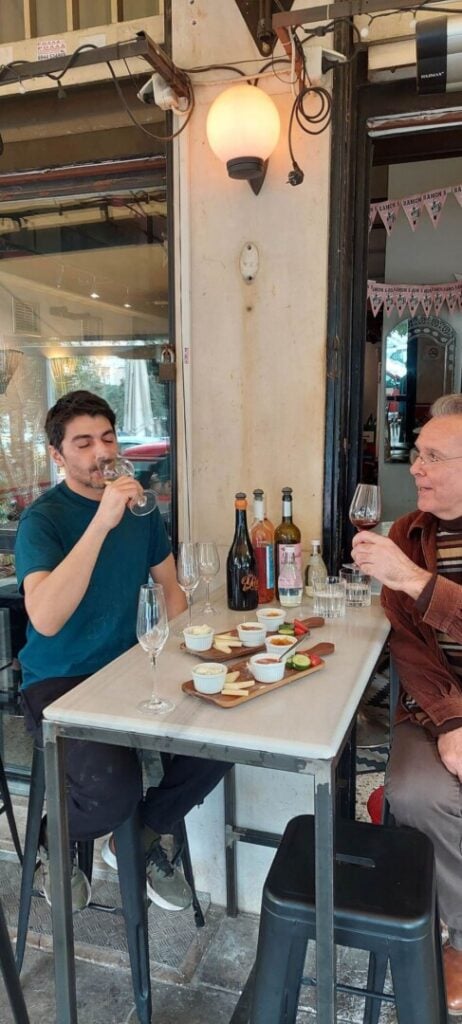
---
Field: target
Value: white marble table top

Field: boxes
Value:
[43,594,390,764]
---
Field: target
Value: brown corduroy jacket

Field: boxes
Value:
[381,509,462,735]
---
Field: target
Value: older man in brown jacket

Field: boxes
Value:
[353,393,462,1016]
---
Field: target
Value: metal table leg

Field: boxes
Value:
[314,760,336,1024]
[43,721,78,1024]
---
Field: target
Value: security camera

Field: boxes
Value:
[137,74,156,105]
[416,16,462,93]
[136,72,189,112]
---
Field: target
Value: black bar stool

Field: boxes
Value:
[0,751,22,863]
[0,896,30,1024]
[15,745,203,966]
[249,814,447,1024]
[14,742,151,1024]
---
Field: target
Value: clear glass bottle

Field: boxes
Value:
[304,540,328,598]
[274,487,302,599]
[226,492,259,611]
[250,488,275,604]
[278,548,303,608]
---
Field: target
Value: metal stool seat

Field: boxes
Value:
[249,814,447,1024]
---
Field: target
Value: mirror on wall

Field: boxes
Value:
[384,315,456,462]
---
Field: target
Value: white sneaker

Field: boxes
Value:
[101,836,117,871]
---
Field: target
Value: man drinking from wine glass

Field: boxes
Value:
[352,393,462,1015]
[15,390,230,915]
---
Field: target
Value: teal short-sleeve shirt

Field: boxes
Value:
[15,482,171,689]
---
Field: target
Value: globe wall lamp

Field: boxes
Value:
[206,83,281,195]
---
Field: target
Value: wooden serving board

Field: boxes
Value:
[181,616,326,663]
[182,641,335,708]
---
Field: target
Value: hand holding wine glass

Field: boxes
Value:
[97,455,156,517]
[197,542,220,615]
[177,542,200,627]
[136,583,173,715]
[349,484,381,532]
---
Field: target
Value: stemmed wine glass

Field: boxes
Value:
[349,484,381,532]
[136,583,173,715]
[96,455,156,517]
[177,542,200,628]
[197,542,220,615]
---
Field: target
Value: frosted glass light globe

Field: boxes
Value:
[206,84,280,172]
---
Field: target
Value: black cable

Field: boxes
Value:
[184,63,247,77]
[105,60,195,143]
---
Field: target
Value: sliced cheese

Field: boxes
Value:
[223,680,255,690]
[225,671,241,684]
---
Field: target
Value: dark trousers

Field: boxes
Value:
[21,675,230,842]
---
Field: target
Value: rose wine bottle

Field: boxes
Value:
[226,492,259,611]
[250,488,275,604]
[274,487,302,600]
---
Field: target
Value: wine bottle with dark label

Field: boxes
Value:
[226,492,259,611]
[274,487,302,600]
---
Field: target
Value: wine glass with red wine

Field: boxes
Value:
[349,484,381,531]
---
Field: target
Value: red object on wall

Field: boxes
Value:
[367,785,385,824]
[122,442,169,460]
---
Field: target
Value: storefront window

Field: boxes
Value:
[0,161,174,780]
[0,169,173,543]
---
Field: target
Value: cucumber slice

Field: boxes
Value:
[278,624,295,635]
[289,654,311,670]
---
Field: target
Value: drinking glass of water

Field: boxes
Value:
[312,576,346,619]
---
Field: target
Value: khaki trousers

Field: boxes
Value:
[386,720,462,950]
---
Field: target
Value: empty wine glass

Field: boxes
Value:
[349,484,381,532]
[197,542,220,615]
[177,542,200,628]
[96,455,156,517]
[136,583,172,715]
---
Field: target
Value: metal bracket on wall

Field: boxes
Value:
[233,0,295,57]
[0,30,190,101]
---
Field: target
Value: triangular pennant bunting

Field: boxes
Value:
[377,200,400,235]
[401,194,424,231]
[367,279,462,317]
[422,189,448,228]
[369,182,462,230]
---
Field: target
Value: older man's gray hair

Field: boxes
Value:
[431,394,462,417]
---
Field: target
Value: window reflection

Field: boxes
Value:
[0,184,172,542]
[384,315,456,462]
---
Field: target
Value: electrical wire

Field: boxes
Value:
[105,59,195,143]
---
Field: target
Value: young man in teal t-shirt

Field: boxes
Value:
[16,390,228,913]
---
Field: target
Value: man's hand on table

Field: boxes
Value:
[352,531,431,599]
[438,727,462,782]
